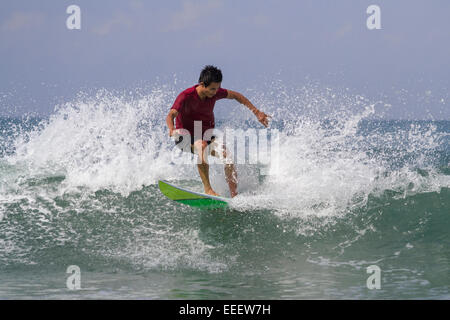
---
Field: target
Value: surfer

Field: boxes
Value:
[166,65,270,198]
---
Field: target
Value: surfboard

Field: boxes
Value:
[158,180,229,209]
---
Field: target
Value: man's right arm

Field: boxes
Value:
[166,109,178,137]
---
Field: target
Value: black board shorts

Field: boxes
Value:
[174,135,216,154]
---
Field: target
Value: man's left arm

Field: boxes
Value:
[226,90,271,127]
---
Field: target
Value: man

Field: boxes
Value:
[166,65,270,198]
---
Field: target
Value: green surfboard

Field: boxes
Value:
[158,180,229,209]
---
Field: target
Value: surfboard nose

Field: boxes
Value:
[158,180,229,209]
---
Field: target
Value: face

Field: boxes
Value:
[201,82,221,98]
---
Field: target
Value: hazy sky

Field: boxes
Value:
[0,0,449,119]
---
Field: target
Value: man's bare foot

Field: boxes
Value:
[230,191,238,198]
[205,189,220,197]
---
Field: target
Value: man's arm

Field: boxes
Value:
[226,90,271,127]
[166,109,178,137]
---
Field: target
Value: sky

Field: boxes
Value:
[0,0,449,119]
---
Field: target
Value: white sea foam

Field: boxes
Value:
[4,83,448,215]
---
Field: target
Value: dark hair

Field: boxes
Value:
[198,65,223,87]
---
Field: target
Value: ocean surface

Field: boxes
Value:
[0,86,449,299]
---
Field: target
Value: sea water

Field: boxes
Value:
[0,83,449,299]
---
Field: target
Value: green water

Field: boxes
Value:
[1,182,449,299]
[0,116,449,299]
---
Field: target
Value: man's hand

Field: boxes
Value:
[255,110,271,128]
[169,128,180,137]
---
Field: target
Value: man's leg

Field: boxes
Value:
[224,163,238,198]
[210,142,238,198]
[193,139,219,196]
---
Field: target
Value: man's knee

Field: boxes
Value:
[194,139,207,146]
[194,140,210,163]
[211,144,234,164]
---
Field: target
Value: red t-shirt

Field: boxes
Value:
[170,84,228,138]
